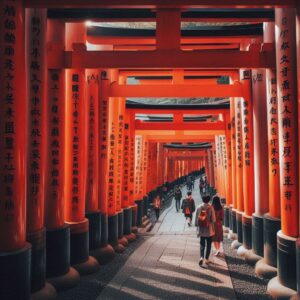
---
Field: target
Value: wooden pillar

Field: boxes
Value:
[267,8,299,295]
[65,22,99,272]
[0,1,31,298]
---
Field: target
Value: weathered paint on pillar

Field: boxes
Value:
[275,8,299,237]
[0,0,27,251]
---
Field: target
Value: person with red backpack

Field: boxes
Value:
[195,195,216,268]
[181,191,195,226]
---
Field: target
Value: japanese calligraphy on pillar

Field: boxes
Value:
[107,105,116,213]
[276,9,298,219]
[26,9,47,232]
[142,140,148,195]
[47,70,65,227]
[267,75,279,178]
[129,118,135,205]
[134,136,143,199]
[0,0,26,245]
[123,115,130,208]
[115,105,124,210]
[236,99,243,168]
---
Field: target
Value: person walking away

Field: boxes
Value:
[195,195,216,268]
[181,191,195,226]
[174,186,182,212]
[186,176,192,191]
[212,196,224,256]
[153,195,161,221]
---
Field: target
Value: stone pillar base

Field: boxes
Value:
[125,233,137,243]
[244,249,262,266]
[237,245,249,257]
[90,244,115,265]
[69,219,100,275]
[267,276,297,299]
[252,213,264,258]
[255,258,277,279]
[108,214,124,253]
[236,211,243,244]
[86,211,101,251]
[72,256,100,276]
[277,231,297,291]
[0,243,31,300]
[46,225,80,291]
[31,282,57,300]
[242,214,252,250]
[231,240,242,250]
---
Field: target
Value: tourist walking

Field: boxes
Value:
[181,191,195,226]
[153,195,161,220]
[212,196,224,256]
[174,186,182,212]
[195,195,216,268]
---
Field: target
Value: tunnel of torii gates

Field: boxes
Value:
[2,1,300,300]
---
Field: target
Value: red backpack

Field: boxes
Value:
[198,207,210,228]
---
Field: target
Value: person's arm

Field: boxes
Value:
[211,206,216,223]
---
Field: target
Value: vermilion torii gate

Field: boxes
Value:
[1,1,300,300]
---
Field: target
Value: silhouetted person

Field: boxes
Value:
[181,191,195,226]
[153,195,161,221]
[174,186,182,212]
[195,195,216,268]
[212,196,224,256]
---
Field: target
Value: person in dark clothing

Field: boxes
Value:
[195,195,216,268]
[181,191,195,226]
[153,195,161,220]
[174,186,182,212]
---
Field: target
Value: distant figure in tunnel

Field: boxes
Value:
[195,195,216,268]
[153,195,161,221]
[174,186,182,212]
[212,196,224,256]
[181,191,195,226]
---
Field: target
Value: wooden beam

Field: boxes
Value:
[127,108,229,115]
[134,121,226,131]
[110,82,242,97]
[25,0,295,8]
[58,48,275,69]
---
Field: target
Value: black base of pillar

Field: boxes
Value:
[224,206,230,228]
[135,200,143,227]
[108,214,118,246]
[69,220,99,275]
[123,207,132,235]
[242,214,252,250]
[236,211,243,244]
[100,213,108,247]
[131,205,138,233]
[252,213,264,257]
[229,206,233,230]
[277,230,297,290]
[231,209,237,234]
[0,243,31,300]
[263,213,281,268]
[27,228,46,293]
[117,210,124,239]
[86,211,101,250]
[296,239,300,295]
[143,196,148,217]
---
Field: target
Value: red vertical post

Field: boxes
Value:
[255,21,281,280]
[267,8,299,295]
[45,19,80,290]
[25,8,57,298]
[240,70,255,251]
[0,1,31,298]
[65,22,99,274]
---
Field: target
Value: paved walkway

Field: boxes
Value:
[98,181,236,300]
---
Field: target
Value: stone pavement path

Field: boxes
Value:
[98,181,236,300]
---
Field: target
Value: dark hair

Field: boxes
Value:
[202,195,210,203]
[212,196,222,211]
[187,191,192,196]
